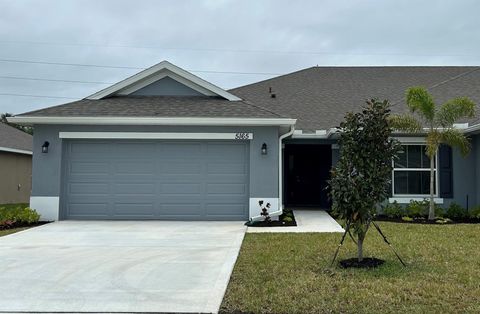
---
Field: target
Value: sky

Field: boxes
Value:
[0,0,479,114]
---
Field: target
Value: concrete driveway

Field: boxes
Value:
[0,221,246,313]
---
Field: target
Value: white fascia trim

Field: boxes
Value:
[86,60,242,101]
[389,197,444,204]
[394,136,426,143]
[291,129,336,138]
[0,146,32,155]
[8,116,296,126]
[59,132,253,140]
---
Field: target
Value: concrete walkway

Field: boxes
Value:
[247,210,344,233]
[0,221,246,313]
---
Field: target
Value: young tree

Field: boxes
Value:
[390,87,475,220]
[329,99,400,262]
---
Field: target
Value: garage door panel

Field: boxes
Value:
[69,183,110,195]
[207,163,247,174]
[68,203,109,217]
[114,161,156,174]
[62,140,249,220]
[161,183,202,194]
[159,162,202,174]
[113,203,155,216]
[69,161,110,175]
[160,143,203,156]
[113,183,156,195]
[206,143,247,158]
[207,183,246,195]
[158,204,202,216]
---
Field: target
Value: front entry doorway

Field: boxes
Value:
[284,144,332,208]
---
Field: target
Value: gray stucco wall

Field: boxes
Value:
[31,124,279,211]
[131,77,203,96]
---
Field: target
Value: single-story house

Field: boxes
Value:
[0,122,32,204]
[8,61,480,221]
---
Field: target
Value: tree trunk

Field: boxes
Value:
[429,152,436,220]
[357,234,364,262]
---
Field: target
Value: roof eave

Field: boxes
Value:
[7,116,296,127]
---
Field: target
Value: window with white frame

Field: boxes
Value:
[392,145,437,196]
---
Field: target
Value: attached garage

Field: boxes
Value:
[61,140,249,220]
[11,61,295,221]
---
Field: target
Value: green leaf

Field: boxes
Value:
[406,87,436,122]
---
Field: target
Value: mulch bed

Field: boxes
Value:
[375,216,480,225]
[0,221,49,231]
[246,211,297,227]
[339,257,385,269]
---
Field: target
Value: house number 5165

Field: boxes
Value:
[235,133,250,140]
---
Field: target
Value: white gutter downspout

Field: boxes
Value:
[249,124,296,222]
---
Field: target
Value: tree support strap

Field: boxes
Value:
[330,221,350,267]
[371,221,407,267]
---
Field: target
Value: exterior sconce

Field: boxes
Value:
[42,141,50,153]
[261,143,268,155]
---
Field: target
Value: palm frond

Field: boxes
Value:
[440,129,471,156]
[406,87,436,122]
[436,97,476,127]
[389,114,423,133]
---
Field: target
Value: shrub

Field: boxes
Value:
[383,201,404,218]
[401,216,413,222]
[405,200,429,218]
[282,216,293,223]
[0,206,40,225]
[445,203,468,219]
[469,206,480,219]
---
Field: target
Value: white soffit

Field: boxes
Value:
[86,60,242,101]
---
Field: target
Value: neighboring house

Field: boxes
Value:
[8,62,480,221]
[0,122,32,204]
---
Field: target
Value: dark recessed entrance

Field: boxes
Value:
[284,144,332,208]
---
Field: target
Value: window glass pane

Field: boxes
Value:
[421,146,432,168]
[393,170,435,195]
[408,145,422,168]
[394,146,407,168]
[393,171,408,194]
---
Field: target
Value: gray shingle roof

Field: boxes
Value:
[0,122,32,152]
[230,66,480,131]
[17,96,284,119]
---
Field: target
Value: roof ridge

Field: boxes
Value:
[229,66,317,91]
[241,100,287,118]
[389,67,480,108]
[428,67,480,90]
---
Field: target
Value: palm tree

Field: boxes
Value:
[390,87,475,220]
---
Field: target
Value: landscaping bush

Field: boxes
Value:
[405,200,429,217]
[0,205,40,226]
[382,201,404,218]
[469,206,480,219]
[445,203,468,219]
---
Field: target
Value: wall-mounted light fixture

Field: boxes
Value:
[41,141,50,153]
[261,143,268,155]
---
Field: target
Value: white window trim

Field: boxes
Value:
[59,132,253,140]
[392,143,439,198]
[389,197,444,204]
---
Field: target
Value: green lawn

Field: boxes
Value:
[221,222,480,314]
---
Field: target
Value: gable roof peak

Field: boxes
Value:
[87,60,242,101]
